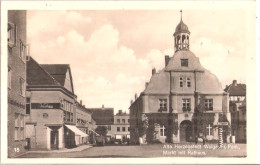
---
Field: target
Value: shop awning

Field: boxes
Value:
[65,124,88,137]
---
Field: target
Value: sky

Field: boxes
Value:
[27,10,250,113]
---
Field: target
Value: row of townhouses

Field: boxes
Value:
[88,107,130,143]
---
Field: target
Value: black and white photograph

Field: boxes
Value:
[1,1,258,164]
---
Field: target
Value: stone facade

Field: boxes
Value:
[8,10,27,158]
[130,13,230,144]
[112,110,130,141]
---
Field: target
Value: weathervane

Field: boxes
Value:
[180,10,183,20]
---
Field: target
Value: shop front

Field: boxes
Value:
[64,124,88,147]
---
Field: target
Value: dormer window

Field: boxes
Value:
[181,59,188,67]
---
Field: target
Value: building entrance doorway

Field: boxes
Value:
[50,129,58,150]
[180,120,192,142]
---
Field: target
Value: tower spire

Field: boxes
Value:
[180,10,182,21]
[173,10,190,52]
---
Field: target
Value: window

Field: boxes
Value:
[14,113,24,140]
[206,124,213,136]
[20,41,26,62]
[128,127,130,131]
[15,113,19,127]
[19,77,25,96]
[117,127,120,132]
[70,113,73,122]
[179,77,183,87]
[181,59,188,67]
[8,66,11,89]
[122,127,126,132]
[26,97,31,114]
[117,119,120,123]
[159,99,167,111]
[107,125,111,131]
[20,115,24,139]
[122,119,125,123]
[205,99,213,110]
[8,22,17,47]
[160,125,166,136]
[63,111,66,121]
[66,111,70,122]
[187,77,191,87]
[128,119,130,123]
[182,99,191,111]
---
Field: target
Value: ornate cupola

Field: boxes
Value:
[173,10,190,52]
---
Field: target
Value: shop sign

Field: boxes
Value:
[31,103,60,109]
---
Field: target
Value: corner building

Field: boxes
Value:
[26,57,87,150]
[8,10,28,157]
[130,14,230,144]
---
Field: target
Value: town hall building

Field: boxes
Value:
[129,12,230,144]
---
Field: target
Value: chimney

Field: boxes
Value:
[145,82,149,88]
[80,100,82,105]
[119,110,122,114]
[152,68,156,75]
[233,80,237,86]
[165,55,170,67]
[135,93,138,100]
[102,104,104,109]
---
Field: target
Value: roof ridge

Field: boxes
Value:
[31,57,61,86]
[40,64,69,66]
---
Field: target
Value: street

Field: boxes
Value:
[18,143,246,158]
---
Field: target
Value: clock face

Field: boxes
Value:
[43,113,48,119]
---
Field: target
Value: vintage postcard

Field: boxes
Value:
[0,0,258,164]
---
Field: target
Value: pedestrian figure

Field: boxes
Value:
[203,136,206,145]
[195,135,198,144]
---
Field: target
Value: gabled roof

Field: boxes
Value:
[26,57,60,86]
[40,64,69,86]
[143,50,224,94]
[87,108,114,125]
[40,64,74,94]
[224,80,246,96]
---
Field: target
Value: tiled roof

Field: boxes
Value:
[224,81,246,96]
[87,108,114,125]
[26,57,60,86]
[40,64,69,86]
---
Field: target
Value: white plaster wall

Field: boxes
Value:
[46,127,51,150]
[58,126,64,149]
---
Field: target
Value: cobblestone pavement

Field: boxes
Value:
[18,143,246,158]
